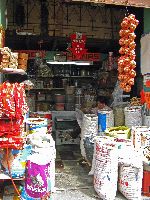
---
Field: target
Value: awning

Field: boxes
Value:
[71,0,150,8]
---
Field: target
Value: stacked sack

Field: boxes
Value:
[124,106,142,128]
[80,114,97,161]
[90,136,143,200]
[118,163,143,200]
[131,126,150,164]
[93,136,118,200]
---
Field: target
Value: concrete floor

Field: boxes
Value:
[52,145,129,200]
[53,160,128,200]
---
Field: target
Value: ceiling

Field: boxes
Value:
[71,0,150,8]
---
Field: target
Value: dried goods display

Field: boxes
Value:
[118,14,139,92]
[0,82,29,149]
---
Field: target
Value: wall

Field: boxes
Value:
[6,1,127,39]
[144,8,150,33]
[0,0,6,28]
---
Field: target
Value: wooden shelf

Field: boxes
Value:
[30,88,64,90]
[0,68,27,75]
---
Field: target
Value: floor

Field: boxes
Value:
[52,144,129,200]
[0,144,149,199]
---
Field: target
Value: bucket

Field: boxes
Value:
[98,112,107,132]
[98,110,114,133]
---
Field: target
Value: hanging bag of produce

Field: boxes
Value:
[25,154,51,199]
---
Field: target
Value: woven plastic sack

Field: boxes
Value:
[89,136,113,175]
[84,137,94,163]
[80,114,98,158]
[131,126,150,164]
[25,154,51,199]
[124,106,142,128]
[93,138,118,200]
[118,164,143,200]
[27,134,56,192]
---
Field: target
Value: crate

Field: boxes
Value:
[142,170,150,197]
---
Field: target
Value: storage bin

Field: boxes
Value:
[55,103,64,111]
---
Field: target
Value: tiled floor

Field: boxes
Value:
[53,144,129,200]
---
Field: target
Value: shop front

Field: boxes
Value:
[0,0,149,199]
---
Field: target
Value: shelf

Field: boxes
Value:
[28,75,93,78]
[35,100,52,102]
[30,88,64,90]
[0,173,24,180]
[0,68,27,75]
[64,76,93,78]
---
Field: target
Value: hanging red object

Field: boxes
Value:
[118,14,139,92]
[68,33,87,60]
[0,82,28,149]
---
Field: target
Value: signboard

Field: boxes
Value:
[66,52,100,61]
[14,50,46,59]
[67,32,100,61]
